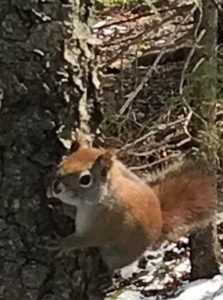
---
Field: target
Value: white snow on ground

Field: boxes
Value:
[168,275,223,300]
[115,238,191,294]
[107,214,223,300]
[114,290,155,300]
[115,275,223,300]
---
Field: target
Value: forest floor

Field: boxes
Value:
[92,0,223,299]
[93,0,223,182]
[104,213,223,300]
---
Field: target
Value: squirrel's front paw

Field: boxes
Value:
[44,242,73,258]
[45,244,61,252]
[44,245,64,258]
[43,238,62,253]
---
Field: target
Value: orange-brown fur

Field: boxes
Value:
[48,135,215,270]
[60,147,105,175]
[152,165,215,239]
[61,148,215,238]
[109,162,163,242]
[59,147,163,244]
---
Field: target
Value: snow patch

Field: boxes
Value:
[115,275,223,300]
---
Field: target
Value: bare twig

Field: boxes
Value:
[179,3,204,94]
[192,57,205,72]
[129,153,181,170]
[182,110,193,140]
[182,96,207,126]
[99,12,181,48]
[121,129,158,150]
[121,116,188,151]
[119,49,166,115]
[100,28,192,70]
[119,4,198,115]
[93,4,192,31]
[179,29,205,94]
[127,149,157,157]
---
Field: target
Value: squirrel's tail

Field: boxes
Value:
[150,161,216,240]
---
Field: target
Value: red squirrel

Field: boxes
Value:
[47,131,215,272]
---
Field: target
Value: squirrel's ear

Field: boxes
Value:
[93,150,114,177]
[69,129,92,153]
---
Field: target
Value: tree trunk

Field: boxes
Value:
[0,1,107,300]
[188,0,221,280]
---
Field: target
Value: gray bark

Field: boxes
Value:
[0,1,107,300]
[189,0,221,280]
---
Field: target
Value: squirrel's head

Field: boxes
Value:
[48,131,115,208]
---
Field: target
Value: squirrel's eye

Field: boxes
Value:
[52,179,62,194]
[79,171,92,188]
